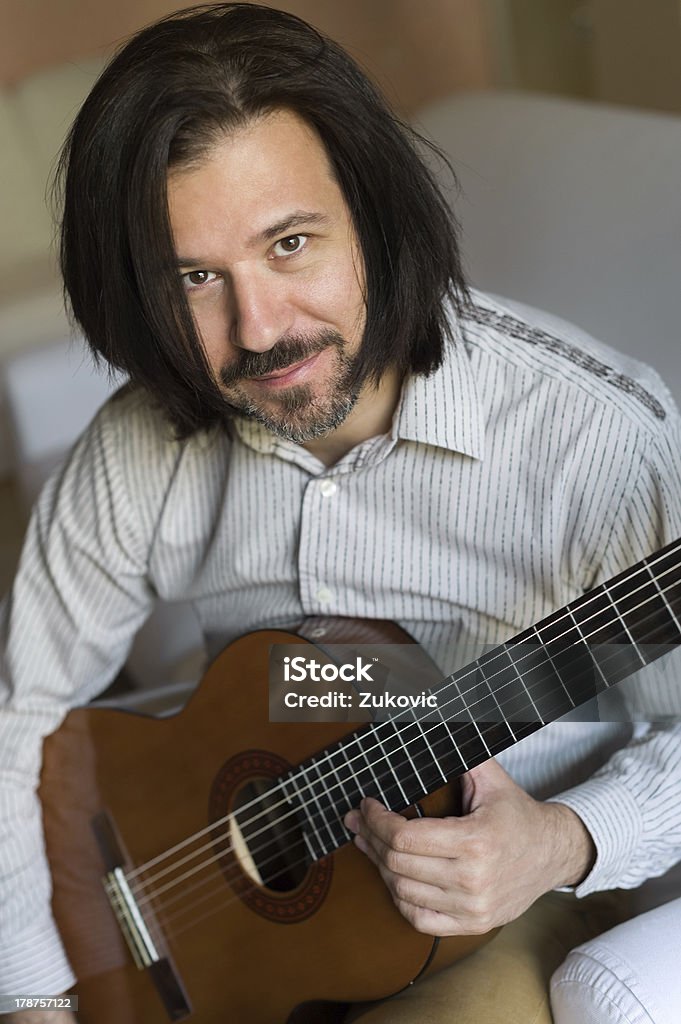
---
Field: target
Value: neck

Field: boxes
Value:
[303,367,403,467]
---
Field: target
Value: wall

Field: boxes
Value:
[0,0,493,116]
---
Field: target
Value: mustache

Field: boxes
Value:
[219,330,345,386]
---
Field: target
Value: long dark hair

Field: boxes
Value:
[57,2,469,437]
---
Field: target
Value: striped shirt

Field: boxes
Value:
[1,291,681,994]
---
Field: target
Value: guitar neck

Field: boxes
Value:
[282,538,681,860]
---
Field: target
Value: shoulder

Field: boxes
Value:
[66,384,233,531]
[459,290,677,438]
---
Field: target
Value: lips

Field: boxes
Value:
[249,351,322,387]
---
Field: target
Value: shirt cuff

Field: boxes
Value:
[547,774,644,897]
[0,912,75,996]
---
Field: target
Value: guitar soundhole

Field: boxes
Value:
[209,750,333,924]
[234,778,308,892]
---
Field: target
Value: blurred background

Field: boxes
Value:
[1,0,680,627]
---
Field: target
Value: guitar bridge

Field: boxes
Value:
[93,811,192,1021]
[104,866,161,969]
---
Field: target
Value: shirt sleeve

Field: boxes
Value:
[552,408,681,895]
[0,396,159,994]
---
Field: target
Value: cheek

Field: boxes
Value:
[309,258,365,332]
[187,301,233,374]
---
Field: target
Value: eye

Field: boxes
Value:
[182,269,218,290]
[271,234,308,257]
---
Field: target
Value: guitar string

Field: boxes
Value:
[124,540,681,894]
[124,539,681,890]
[145,643,606,928]
[129,560,681,925]
[155,584,680,944]
[126,550,681,905]
[142,588,681,943]
[127,559,681,923]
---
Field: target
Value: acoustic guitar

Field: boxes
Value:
[39,538,681,1022]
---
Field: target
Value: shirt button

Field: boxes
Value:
[316,587,334,604]
[319,479,337,497]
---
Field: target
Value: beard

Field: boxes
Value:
[219,329,363,443]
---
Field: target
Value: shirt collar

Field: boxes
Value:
[234,318,485,464]
[392,323,485,460]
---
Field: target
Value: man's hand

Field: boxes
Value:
[344,758,596,937]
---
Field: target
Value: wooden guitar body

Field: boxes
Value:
[39,625,492,1023]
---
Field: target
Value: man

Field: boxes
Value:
[1,4,680,1022]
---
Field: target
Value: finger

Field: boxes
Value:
[353,827,454,888]
[383,871,467,916]
[356,797,466,858]
[392,900,469,938]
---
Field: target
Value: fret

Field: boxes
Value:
[608,573,675,664]
[387,721,444,797]
[507,628,576,722]
[651,544,681,622]
[535,609,600,711]
[296,761,340,856]
[437,669,504,768]
[373,727,410,806]
[380,720,428,802]
[645,560,681,637]
[647,545,681,604]
[421,717,469,778]
[387,712,446,790]
[282,770,326,861]
[448,660,516,757]
[307,757,351,851]
[323,747,355,814]
[351,734,392,808]
[409,712,448,785]
[344,734,379,801]
[488,645,542,725]
[473,652,520,742]
[570,585,644,691]
[334,741,366,809]
[280,540,681,861]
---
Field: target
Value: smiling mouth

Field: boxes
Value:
[248,352,323,387]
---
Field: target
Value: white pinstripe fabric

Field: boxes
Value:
[1,292,680,993]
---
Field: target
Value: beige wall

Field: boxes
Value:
[591,0,681,112]
[0,0,493,116]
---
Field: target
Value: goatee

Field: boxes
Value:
[219,329,363,443]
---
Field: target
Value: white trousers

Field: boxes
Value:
[551,896,681,1024]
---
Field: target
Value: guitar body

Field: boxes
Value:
[40,626,494,1023]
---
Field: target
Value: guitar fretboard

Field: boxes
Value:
[280,539,681,860]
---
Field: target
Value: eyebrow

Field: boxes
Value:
[175,210,331,268]
[256,210,331,243]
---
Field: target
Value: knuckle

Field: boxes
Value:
[384,847,403,873]
[392,875,411,902]
[390,822,415,854]
[467,895,495,933]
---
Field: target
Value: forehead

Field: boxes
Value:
[166,110,349,252]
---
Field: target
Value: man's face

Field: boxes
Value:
[167,109,367,443]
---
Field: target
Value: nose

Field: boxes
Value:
[229,268,293,353]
